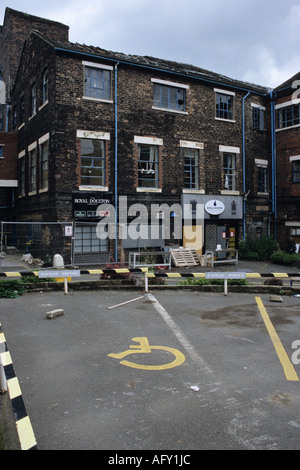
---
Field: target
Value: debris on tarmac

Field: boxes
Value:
[269,295,283,302]
[46,309,64,319]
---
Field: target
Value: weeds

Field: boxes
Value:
[0,276,55,298]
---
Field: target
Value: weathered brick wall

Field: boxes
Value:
[0,132,17,179]
[0,8,69,97]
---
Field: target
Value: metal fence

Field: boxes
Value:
[0,220,111,272]
[0,221,74,272]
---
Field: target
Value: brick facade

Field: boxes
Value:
[1,7,299,262]
[273,75,300,250]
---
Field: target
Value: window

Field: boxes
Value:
[74,225,108,254]
[42,69,49,104]
[257,166,268,192]
[153,81,186,112]
[253,107,265,130]
[40,140,49,190]
[183,148,199,189]
[138,144,159,188]
[292,161,300,182]
[0,145,4,158]
[84,64,111,101]
[12,106,17,127]
[20,96,25,123]
[19,152,25,197]
[80,138,105,187]
[278,104,300,129]
[31,83,37,116]
[216,91,234,120]
[29,147,37,192]
[223,153,236,190]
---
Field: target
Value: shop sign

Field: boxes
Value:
[205,200,225,216]
[72,191,112,220]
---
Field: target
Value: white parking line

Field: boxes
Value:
[146,293,212,374]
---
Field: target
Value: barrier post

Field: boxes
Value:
[224,279,228,296]
[145,272,149,293]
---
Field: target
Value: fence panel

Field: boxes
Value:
[0,221,74,272]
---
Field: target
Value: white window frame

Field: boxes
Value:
[82,61,113,103]
[151,78,189,114]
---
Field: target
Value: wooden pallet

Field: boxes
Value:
[170,248,199,267]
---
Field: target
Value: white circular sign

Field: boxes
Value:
[205,200,225,215]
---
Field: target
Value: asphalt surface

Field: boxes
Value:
[0,285,300,451]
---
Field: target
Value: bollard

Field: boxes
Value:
[0,356,7,393]
[224,279,228,296]
[145,273,149,293]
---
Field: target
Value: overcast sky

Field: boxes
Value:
[1,0,300,88]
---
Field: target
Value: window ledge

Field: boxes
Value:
[221,190,240,195]
[182,189,205,194]
[82,96,113,104]
[215,117,235,123]
[136,187,162,193]
[276,123,300,132]
[152,106,188,115]
[39,101,49,111]
[79,186,108,191]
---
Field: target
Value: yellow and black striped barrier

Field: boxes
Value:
[0,322,37,450]
[0,268,299,279]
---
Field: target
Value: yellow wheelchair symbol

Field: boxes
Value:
[108,337,186,370]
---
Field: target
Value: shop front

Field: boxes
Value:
[182,194,243,255]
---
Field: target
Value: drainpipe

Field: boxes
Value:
[6,105,10,132]
[269,91,277,239]
[114,62,119,262]
[242,91,251,240]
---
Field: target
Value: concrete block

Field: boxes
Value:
[46,309,64,319]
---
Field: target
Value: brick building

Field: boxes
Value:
[273,73,300,251]
[0,132,17,221]
[0,7,298,263]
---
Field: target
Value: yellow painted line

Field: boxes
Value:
[272,273,289,278]
[255,297,299,382]
[16,416,37,451]
[7,376,22,400]
[166,273,182,278]
[146,273,156,278]
[191,272,205,278]
[115,268,130,273]
[5,272,21,277]
[87,269,104,274]
[246,273,262,278]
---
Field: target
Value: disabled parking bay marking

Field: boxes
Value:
[108,337,186,370]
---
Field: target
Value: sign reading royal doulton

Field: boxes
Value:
[72,191,112,220]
